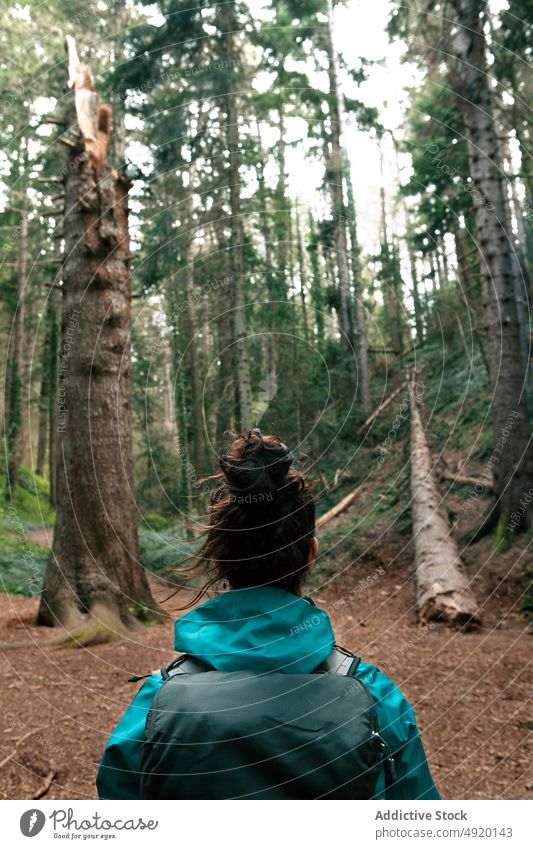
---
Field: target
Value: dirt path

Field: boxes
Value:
[26,527,54,548]
[0,533,531,800]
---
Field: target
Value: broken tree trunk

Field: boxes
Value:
[409,380,480,627]
[38,37,163,634]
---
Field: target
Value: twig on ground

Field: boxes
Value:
[32,768,57,799]
[0,727,43,769]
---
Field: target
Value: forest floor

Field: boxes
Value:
[1,356,531,800]
[0,499,531,801]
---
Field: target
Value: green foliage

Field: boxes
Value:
[0,460,55,595]
[495,513,510,553]
[139,524,197,578]
[141,513,176,532]
[0,549,48,597]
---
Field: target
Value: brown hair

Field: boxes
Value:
[182,429,316,602]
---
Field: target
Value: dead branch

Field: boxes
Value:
[316,483,365,530]
[357,382,407,434]
[32,768,57,800]
[0,727,43,770]
[43,116,65,127]
[319,473,330,493]
[439,469,493,490]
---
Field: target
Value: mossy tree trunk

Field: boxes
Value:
[452,0,533,535]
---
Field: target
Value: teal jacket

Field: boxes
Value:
[97,587,440,800]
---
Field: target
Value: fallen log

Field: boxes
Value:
[357,382,406,434]
[409,380,480,627]
[439,468,493,490]
[316,483,365,530]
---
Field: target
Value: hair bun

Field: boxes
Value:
[219,429,294,500]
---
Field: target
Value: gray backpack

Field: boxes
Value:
[136,646,395,800]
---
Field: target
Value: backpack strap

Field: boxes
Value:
[130,647,359,683]
[313,646,361,677]
[161,654,214,680]
[128,654,213,683]
[316,647,397,788]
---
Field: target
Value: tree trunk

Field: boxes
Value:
[183,160,205,474]
[326,0,354,351]
[377,134,405,353]
[211,203,235,441]
[452,226,489,378]
[409,379,480,627]
[223,2,252,431]
[48,262,61,506]
[20,244,38,469]
[307,216,326,342]
[452,0,533,534]
[36,327,50,477]
[6,195,28,495]
[38,38,162,632]
[345,165,370,414]
[295,210,309,342]
[497,118,533,412]
[406,230,424,343]
[166,286,194,524]
[392,114,424,345]
[254,122,279,372]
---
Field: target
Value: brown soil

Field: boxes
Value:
[1,516,532,801]
[26,527,54,548]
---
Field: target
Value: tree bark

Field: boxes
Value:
[344,164,370,414]
[166,285,194,523]
[295,209,309,341]
[406,229,424,343]
[452,0,533,534]
[6,190,28,495]
[307,216,326,342]
[326,0,354,351]
[452,226,489,377]
[36,328,50,477]
[223,2,252,431]
[254,132,278,371]
[38,37,162,632]
[183,160,205,474]
[409,379,480,627]
[496,117,533,412]
[377,133,405,353]
[48,260,61,506]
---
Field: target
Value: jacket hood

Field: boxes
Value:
[173,587,334,673]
